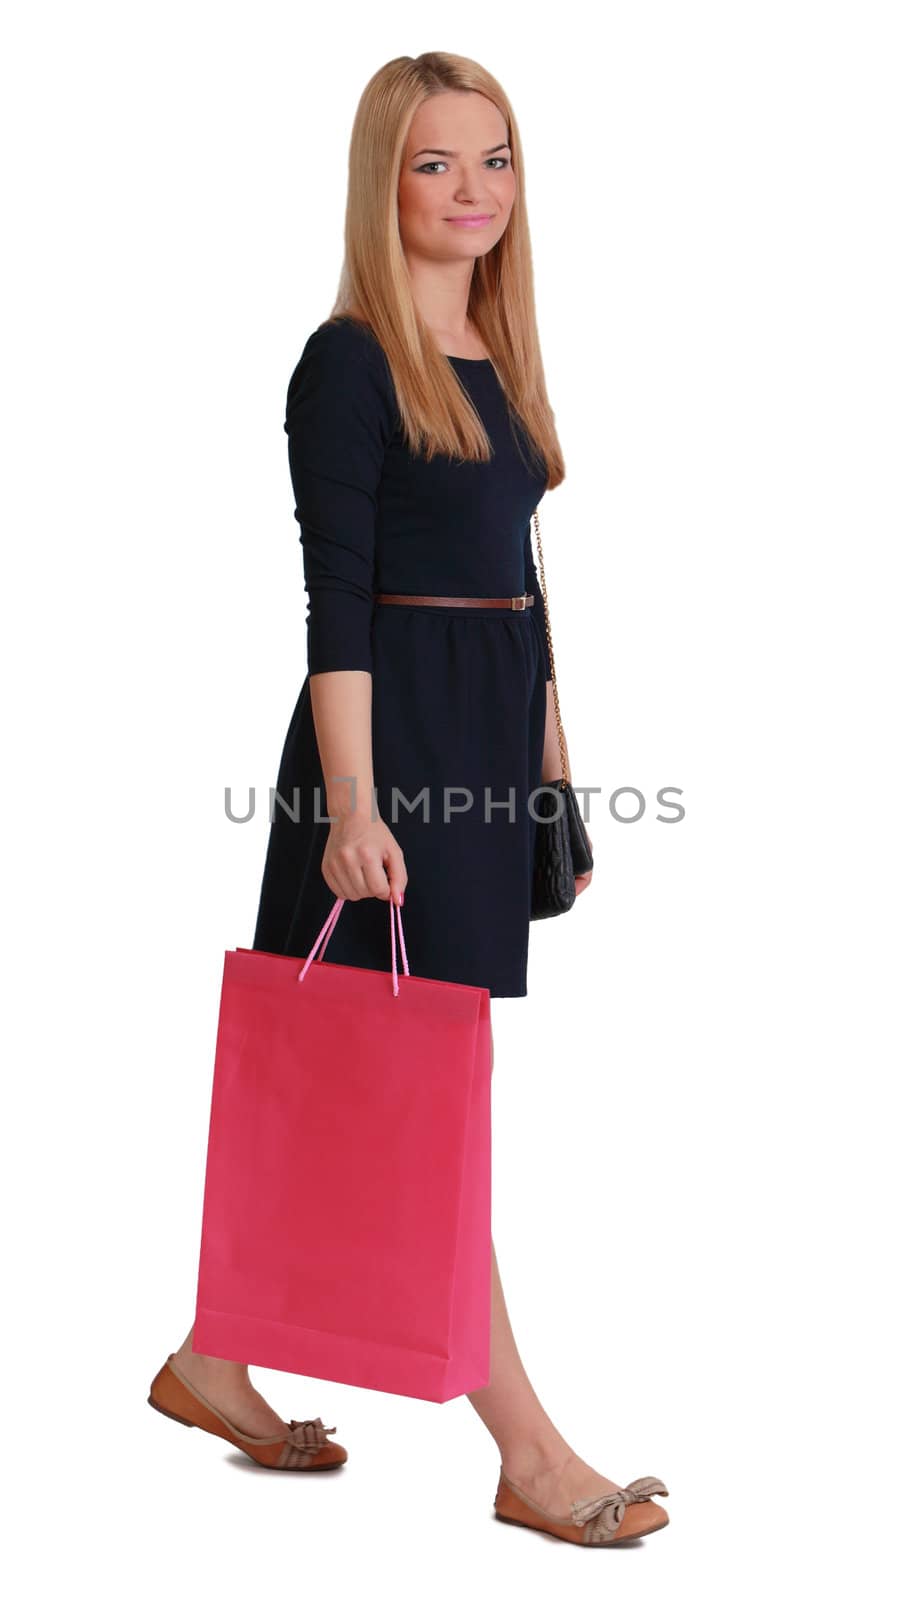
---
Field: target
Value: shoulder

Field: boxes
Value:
[286,316,395,418]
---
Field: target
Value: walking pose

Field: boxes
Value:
[148,50,669,1549]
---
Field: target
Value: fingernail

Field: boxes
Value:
[400,892,405,906]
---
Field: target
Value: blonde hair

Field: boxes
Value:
[326,51,566,489]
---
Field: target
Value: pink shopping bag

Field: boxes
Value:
[192,895,492,1403]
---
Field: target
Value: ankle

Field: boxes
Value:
[501,1439,573,1486]
[173,1348,250,1383]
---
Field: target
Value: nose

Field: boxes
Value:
[452,164,492,204]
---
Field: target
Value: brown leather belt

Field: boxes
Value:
[375,592,534,610]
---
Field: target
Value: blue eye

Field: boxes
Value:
[414,157,511,174]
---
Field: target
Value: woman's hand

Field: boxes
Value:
[574,825,594,898]
[322,811,407,906]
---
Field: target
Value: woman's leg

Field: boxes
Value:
[167,1028,632,1504]
[466,1024,627,1516]
[167,1328,289,1437]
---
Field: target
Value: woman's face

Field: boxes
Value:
[397,91,516,265]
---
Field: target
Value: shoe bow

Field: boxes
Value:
[283,1416,337,1454]
[570,1475,669,1537]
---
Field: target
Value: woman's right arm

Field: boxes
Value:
[309,669,406,904]
[285,321,406,906]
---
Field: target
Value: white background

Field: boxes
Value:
[4,3,899,1595]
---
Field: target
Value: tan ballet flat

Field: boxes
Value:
[494,1467,669,1545]
[147,1353,348,1470]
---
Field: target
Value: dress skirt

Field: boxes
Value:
[251,597,548,998]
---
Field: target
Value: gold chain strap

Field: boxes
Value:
[532,506,570,789]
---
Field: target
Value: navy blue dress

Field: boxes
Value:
[251,315,552,997]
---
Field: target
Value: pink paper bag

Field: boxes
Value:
[192,895,492,1402]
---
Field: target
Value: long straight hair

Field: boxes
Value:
[327,51,566,490]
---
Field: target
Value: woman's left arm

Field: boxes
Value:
[540,680,568,783]
[540,682,594,895]
[525,520,593,892]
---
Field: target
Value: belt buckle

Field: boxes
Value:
[511,594,527,611]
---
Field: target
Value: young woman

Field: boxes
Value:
[148,51,669,1549]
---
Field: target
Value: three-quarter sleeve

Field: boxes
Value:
[523,519,553,682]
[284,320,396,675]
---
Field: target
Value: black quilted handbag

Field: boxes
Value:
[529,507,594,920]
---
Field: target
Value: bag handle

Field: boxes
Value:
[297,894,411,997]
[532,506,570,789]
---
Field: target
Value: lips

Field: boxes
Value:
[444,214,494,227]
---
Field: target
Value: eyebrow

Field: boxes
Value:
[410,143,511,159]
